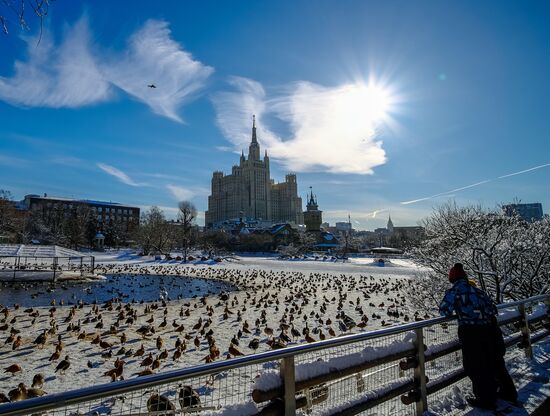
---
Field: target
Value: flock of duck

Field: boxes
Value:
[0,262,425,407]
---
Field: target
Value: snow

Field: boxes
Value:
[0,251,547,416]
[310,376,413,416]
[425,338,550,415]
[254,332,416,393]
[0,244,86,258]
[0,252,418,412]
[529,303,548,321]
[497,307,521,322]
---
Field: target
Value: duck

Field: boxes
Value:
[4,363,22,375]
[55,356,70,373]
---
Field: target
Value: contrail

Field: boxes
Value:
[400,163,549,205]
[498,163,550,179]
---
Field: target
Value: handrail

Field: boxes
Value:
[1,293,548,416]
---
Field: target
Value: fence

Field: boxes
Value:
[1,294,549,416]
[0,255,95,281]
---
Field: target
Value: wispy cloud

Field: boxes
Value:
[0,18,212,122]
[212,77,390,174]
[0,154,28,167]
[49,156,84,167]
[105,20,213,123]
[97,163,143,187]
[401,163,550,205]
[0,17,110,108]
[166,184,209,201]
[166,184,195,201]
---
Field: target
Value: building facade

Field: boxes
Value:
[503,203,544,222]
[21,194,140,233]
[303,189,322,232]
[205,117,303,227]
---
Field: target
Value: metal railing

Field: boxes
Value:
[1,294,549,416]
[0,255,95,281]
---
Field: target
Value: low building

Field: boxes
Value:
[21,194,140,233]
[335,221,353,233]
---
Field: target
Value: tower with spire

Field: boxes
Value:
[303,187,323,232]
[205,115,303,227]
[387,214,394,233]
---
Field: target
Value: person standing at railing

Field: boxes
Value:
[439,263,518,411]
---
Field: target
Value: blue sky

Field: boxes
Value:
[1,0,549,229]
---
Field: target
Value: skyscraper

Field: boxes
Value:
[205,116,303,227]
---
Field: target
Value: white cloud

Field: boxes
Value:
[97,163,142,187]
[212,77,389,174]
[104,20,213,123]
[212,77,279,149]
[166,184,209,201]
[0,18,110,107]
[166,184,195,201]
[0,18,212,122]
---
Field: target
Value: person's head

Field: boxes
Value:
[448,263,467,283]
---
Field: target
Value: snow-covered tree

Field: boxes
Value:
[411,202,550,303]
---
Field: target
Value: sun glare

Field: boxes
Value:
[328,81,394,144]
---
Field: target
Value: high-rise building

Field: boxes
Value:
[205,116,303,227]
[503,203,544,222]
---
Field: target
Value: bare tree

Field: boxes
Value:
[64,205,93,250]
[177,201,197,262]
[0,0,55,40]
[133,206,173,256]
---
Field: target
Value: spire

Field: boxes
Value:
[251,114,258,144]
[248,114,260,160]
[307,186,317,207]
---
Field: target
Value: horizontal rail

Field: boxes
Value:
[252,346,417,403]
[402,327,550,405]
[1,293,548,416]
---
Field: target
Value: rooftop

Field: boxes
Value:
[0,244,88,258]
[25,194,139,209]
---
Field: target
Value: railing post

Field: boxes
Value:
[413,327,428,415]
[281,356,296,416]
[518,303,533,359]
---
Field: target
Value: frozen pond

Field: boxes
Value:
[0,274,238,307]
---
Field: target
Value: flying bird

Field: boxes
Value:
[148,84,157,88]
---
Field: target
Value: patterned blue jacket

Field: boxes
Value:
[439,278,497,325]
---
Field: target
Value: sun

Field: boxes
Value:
[328,80,394,143]
[348,82,392,124]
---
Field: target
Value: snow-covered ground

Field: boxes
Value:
[425,340,550,416]
[0,251,547,415]
[0,252,418,402]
